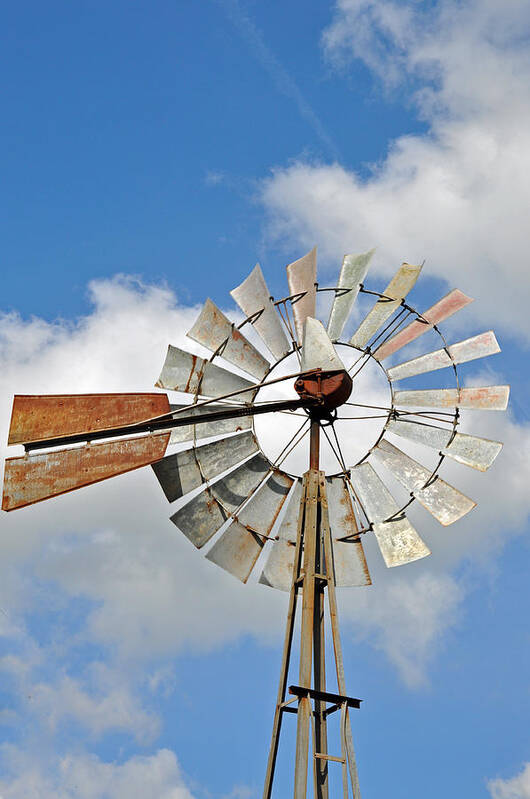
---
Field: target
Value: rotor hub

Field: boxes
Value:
[294,369,353,417]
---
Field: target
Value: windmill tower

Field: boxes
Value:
[2,248,509,798]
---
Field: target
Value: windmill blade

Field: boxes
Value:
[325,477,371,586]
[286,247,317,344]
[260,480,302,591]
[206,469,293,582]
[350,262,422,349]
[349,462,430,567]
[230,263,290,360]
[170,452,271,548]
[168,403,252,445]
[3,433,170,511]
[372,438,476,525]
[7,393,170,446]
[386,418,503,472]
[301,317,346,373]
[394,386,510,410]
[152,430,258,502]
[156,345,255,402]
[327,249,375,342]
[373,289,474,361]
[387,331,500,381]
[187,298,270,380]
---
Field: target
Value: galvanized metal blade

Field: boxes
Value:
[387,331,500,382]
[230,263,290,360]
[300,317,345,373]
[372,438,476,525]
[152,430,258,502]
[156,345,256,402]
[3,433,170,511]
[168,403,252,445]
[259,480,302,591]
[350,262,422,349]
[206,469,293,582]
[326,249,375,342]
[394,386,510,410]
[286,247,317,344]
[187,298,270,380]
[386,419,503,472]
[7,393,170,446]
[325,477,371,586]
[349,462,430,567]
[373,289,474,361]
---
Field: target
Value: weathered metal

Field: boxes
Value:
[168,403,252,444]
[301,317,346,373]
[260,481,302,591]
[156,345,256,402]
[230,263,290,360]
[187,298,270,379]
[326,249,375,342]
[325,477,371,586]
[295,371,353,414]
[373,288,474,361]
[387,331,500,381]
[394,385,510,410]
[286,248,317,344]
[2,433,170,511]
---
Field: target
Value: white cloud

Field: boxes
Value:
[489,763,530,799]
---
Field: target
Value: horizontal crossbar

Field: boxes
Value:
[288,685,361,709]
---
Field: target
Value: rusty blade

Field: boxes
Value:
[286,247,317,344]
[168,403,252,445]
[156,345,256,402]
[349,462,430,567]
[187,298,270,380]
[373,289,474,361]
[387,331,500,381]
[230,263,290,360]
[7,393,170,446]
[326,249,375,342]
[373,438,476,525]
[301,317,345,373]
[350,263,422,349]
[325,477,371,586]
[386,418,503,472]
[259,480,302,590]
[152,430,258,502]
[206,469,293,582]
[394,385,510,410]
[3,433,170,511]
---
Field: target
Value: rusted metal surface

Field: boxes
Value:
[3,433,170,511]
[301,317,345,372]
[350,262,422,348]
[260,480,302,590]
[7,393,170,446]
[373,438,476,525]
[230,263,290,360]
[374,288,474,361]
[156,345,256,402]
[187,298,270,380]
[286,248,317,344]
[394,385,510,410]
[325,477,371,587]
[326,249,375,342]
[168,403,252,444]
[152,430,258,502]
[349,462,430,567]
[295,370,352,415]
[387,331,500,381]
[386,419,503,472]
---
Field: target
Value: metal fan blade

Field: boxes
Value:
[187,298,270,380]
[372,438,476,525]
[152,430,258,502]
[394,386,510,410]
[387,331,500,381]
[7,393,170,446]
[301,317,346,373]
[373,289,474,361]
[168,403,252,445]
[156,345,255,402]
[349,462,430,567]
[260,480,302,591]
[325,477,371,586]
[286,247,317,344]
[230,263,290,360]
[206,469,293,582]
[350,262,422,349]
[170,452,270,548]
[386,418,503,472]
[3,433,170,511]
[326,249,375,342]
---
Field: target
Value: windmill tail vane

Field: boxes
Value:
[1,246,509,798]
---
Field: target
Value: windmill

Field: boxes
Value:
[2,248,509,798]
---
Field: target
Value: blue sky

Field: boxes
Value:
[1,1,529,797]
